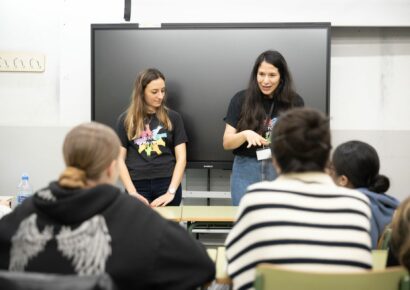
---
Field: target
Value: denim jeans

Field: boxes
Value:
[230,155,277,206]
[132,177,182,206]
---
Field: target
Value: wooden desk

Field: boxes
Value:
[153,206,182,222]
[181,206,238,222]
[181,206,238,237]
[207,248,217,262]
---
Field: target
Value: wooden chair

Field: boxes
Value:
[0,271,116,290]
[372,249,388,270]
[254,264,410,290]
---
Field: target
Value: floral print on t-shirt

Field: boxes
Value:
[134,124,167,156]
[264,117,278,143]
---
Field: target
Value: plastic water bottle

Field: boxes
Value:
[16,174,33,206]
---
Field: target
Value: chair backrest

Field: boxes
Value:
[254,264,409,290]
[372,249,388,270]
[0,271,117,290]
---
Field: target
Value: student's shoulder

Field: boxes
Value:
[241,181,276,202]
[335,186,371,207]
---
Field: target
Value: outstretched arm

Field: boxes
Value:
[223,123,268,150]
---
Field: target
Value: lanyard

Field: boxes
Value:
[261,100,276,149]
[266,100,275,120]
[264,100,276,131]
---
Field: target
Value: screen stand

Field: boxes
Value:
[207,168,211,206]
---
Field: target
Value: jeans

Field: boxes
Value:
[230,155,277,206]
[132,177,182,206]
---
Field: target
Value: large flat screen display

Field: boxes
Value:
[92,23,330,169]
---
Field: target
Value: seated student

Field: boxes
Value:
[329,140,399,248]
[391,197,410,271]
[0,122,215,290]
[225,108,372,290]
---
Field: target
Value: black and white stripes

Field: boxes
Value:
[225,172,372,290]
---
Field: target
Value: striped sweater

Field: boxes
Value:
[225,172,372,290]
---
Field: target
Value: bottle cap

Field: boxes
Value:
[21,174,29,180]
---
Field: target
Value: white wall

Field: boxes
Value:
[1,0,409,201]
[131,0,410,27]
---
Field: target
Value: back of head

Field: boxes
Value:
[332,140,389,193]
[271,107,330,173]
[391,197,410,271]
[59,122,121,188]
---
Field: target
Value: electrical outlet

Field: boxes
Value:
[0,52,45,72]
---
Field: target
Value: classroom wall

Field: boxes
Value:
[1,0,409,201]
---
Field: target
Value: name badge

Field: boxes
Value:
[256,148,272,161]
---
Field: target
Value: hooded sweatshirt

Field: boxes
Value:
[0,182,215,290]
[357,187,399,249]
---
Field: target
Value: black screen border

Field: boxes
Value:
[91,22,331,170]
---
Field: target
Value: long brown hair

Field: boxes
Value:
[124,68,172,140]
[59,122,121,188]
[391,197,410,271]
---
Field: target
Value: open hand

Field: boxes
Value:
[243,130,269,148]
[150,192,175,207]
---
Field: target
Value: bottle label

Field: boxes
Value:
[17,194,29,205]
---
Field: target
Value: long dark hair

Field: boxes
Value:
[237,50,298,133]
[332,140,390,193]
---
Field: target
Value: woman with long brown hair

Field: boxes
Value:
[116,68,187,206]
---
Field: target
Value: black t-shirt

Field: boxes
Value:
[116,109,188,180]
[224,89,304,157]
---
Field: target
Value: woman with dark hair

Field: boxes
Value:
[117,68,187,207]
[330,140,399,248]
[223,50,304,205]
[225,108,372,290]
[0,122,215,290]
